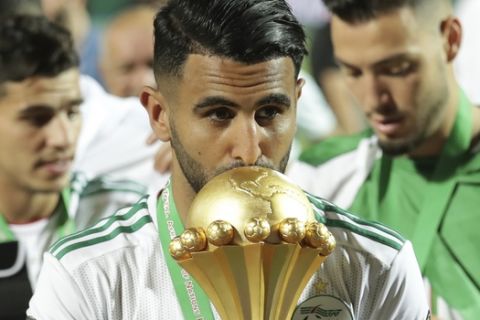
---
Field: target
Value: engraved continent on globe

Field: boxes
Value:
[186,166,317,246]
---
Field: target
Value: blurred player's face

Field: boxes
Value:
[143,55,303,193]
[0,68,83,193]
[100,21,155,97]
[332,7,454,156]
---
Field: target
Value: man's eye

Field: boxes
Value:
[340,66,362,78]
[384,61,415,76]
[22,112,55,127]
[256,106,280,122]
[207,108,234,122]
[67,106,81,119]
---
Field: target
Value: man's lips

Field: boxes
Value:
[36,157,74,175]
[371,115,405,136]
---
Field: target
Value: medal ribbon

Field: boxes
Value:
[156,181,214,320]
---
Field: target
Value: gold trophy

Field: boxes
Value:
[169,166,335,320]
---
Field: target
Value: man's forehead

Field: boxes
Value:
[11,68,79,91]
[330,6,421,42]
[331,10,423,67]
[179,55,296,94]
[0,69,82,108]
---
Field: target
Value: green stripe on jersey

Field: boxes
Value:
[50,196,148,255]
[80,178,146,197]
[55,215,152,260]
[325,219,402,250]
[300,129,373,166]
[307,193,405,243]
[306,193,405,251]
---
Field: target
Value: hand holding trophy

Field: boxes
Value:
[169,166,335,320]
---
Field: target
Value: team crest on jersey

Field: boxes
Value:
[292,295,353,320]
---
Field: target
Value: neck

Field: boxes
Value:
[170,166,197,224]
[0,184,60,224]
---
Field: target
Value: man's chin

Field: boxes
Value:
[378,138,418,156]
[32,176,70,193]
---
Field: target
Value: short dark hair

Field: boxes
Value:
[0,15,79,86]
[152,0,307,80]
[322,0,452,23]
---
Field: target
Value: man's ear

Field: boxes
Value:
[295,77,305,101]
[441,16,462,62]
[140,86,171,142]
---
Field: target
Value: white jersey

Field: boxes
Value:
[75,75,169,188]
[28,186,430,320]
[1,172,147,292]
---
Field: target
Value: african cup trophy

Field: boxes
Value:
[169,166,336,320]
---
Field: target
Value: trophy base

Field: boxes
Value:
[179,243,326,320]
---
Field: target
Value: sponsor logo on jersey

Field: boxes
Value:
[292,295,353,320]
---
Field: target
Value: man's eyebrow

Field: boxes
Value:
[67,98,84,107]
[335,57,353,69]
[18,98,84,116]
[255,93,291,108]
[194,96,239,109]
[193,94,291,110]
[372,54,414,69]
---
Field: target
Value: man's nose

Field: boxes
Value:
[45,114,74,149]
[359,74,390,111]
[230,117,263,165]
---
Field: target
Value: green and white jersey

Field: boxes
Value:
[0,172,146,291]
[28,186,429,320]
[296,122,480,319]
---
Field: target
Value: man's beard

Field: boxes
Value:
[170,123,291,193]
[378,131,427,156]
[379,92,448,157]
[379,57,451,157]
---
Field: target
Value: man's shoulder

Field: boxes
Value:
[70,172,149,229]
[306,193,406,266]
[49,195,156,270]
[71,172,147,198]
[300,129,374,166]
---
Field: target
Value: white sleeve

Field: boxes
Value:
[74,75,160,184]
[296,70,336,140]
[27,253,96,320]
[371,241,431,320]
